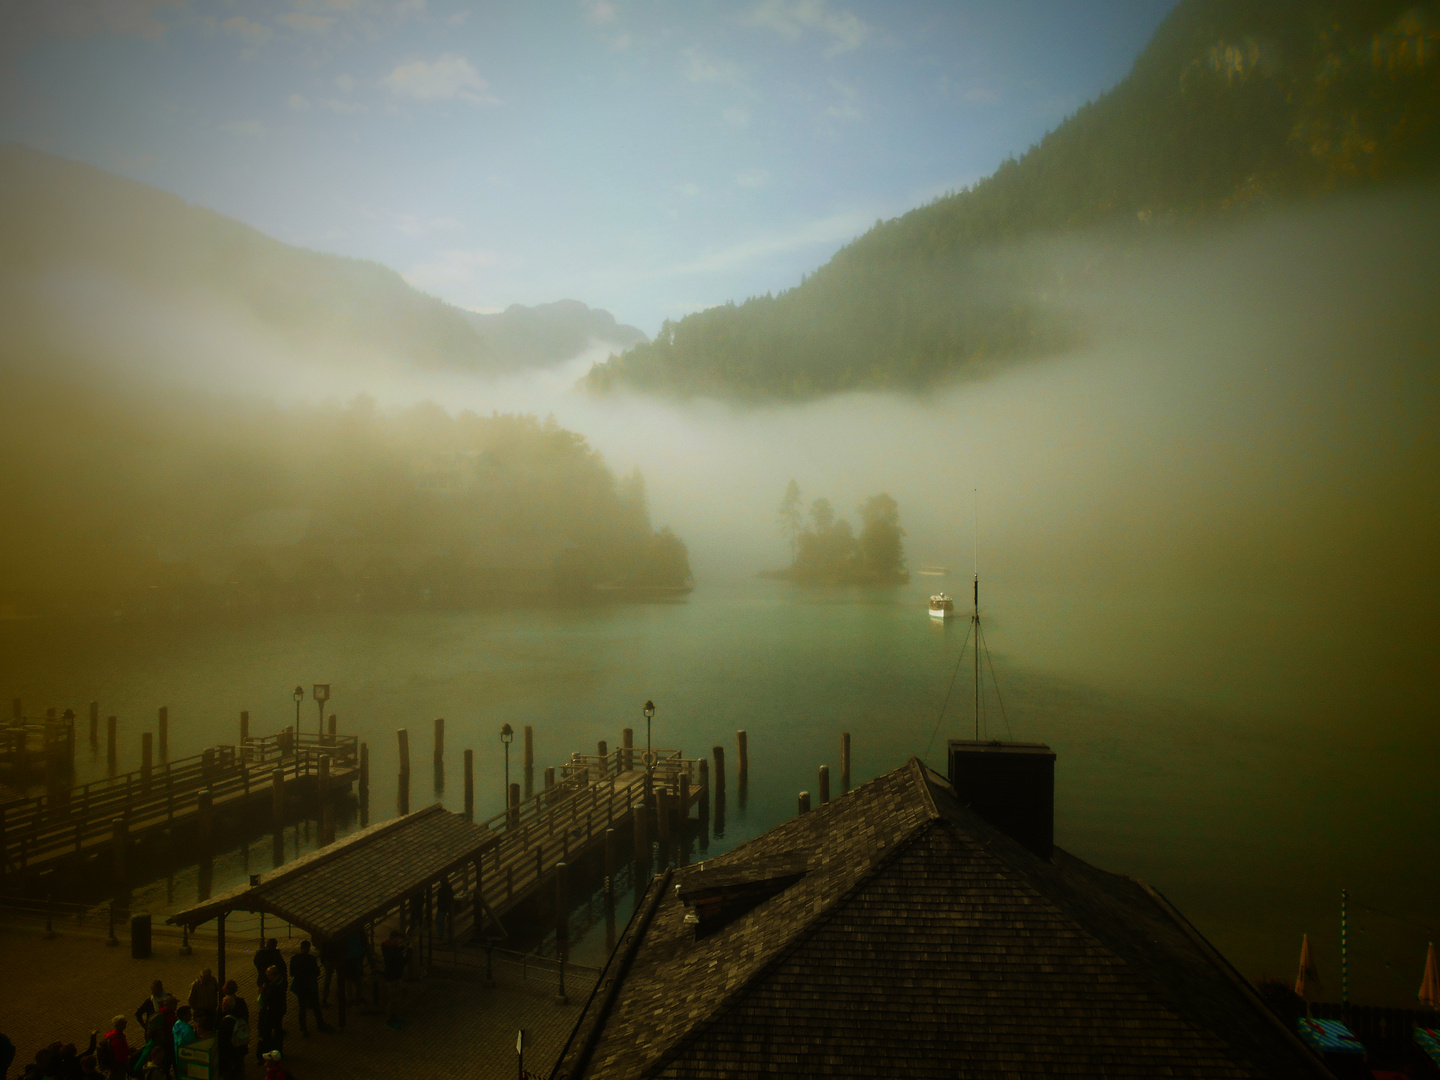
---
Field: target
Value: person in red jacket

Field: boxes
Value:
[100,1017,130,1080]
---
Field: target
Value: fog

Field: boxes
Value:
[5,186,1438,731]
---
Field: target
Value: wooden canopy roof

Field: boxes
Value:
[554,759,1336,1080]
[168,804,496,941]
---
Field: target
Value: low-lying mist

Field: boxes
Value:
[4,187,1437,736]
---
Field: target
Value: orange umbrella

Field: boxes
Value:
[1295,933,1321,1000]
[1420,942,1439,1009]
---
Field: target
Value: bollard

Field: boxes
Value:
[712,746,726,795]
[433,717,445,766]
[158,706,168,760]
[798,790,811,815]
[463,749,474,821]
[106,716,117,774]
[271,768,285,831]
[508,783,520,829]
[698,757,710,820]
[604,827,615,893]
[524,725,534,798]
[140,733,153,796]
[818,765,830,805]
[319,756,333,845]
[737,730,748,787]
[397,729,410,776]
[622,727,634,772]
[841,731,851,794]
[398,771,410,816]
[89,701,99,746]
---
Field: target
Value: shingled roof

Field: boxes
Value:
[168,804,495,940]
[553,759,1334,1080]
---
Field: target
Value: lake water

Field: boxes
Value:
[2,570,1434,1005]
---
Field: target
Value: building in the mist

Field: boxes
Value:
[551,746,1334,1079]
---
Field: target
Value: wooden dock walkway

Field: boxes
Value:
[0,730,360,889]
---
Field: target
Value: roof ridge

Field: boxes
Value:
[639,768,942,1080]
[1136,880,1339,1080]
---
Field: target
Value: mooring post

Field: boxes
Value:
[633,789,649,862]
[433,718,445,767]
[712,745,725,796]
[841,731,852,794]
[523,725,534,798]
[679,772,691,820]
[508,783,521,829]
[655,788,670,846]
[737,730,748,787]
[271,767,285,832]
[140,733,153,796]
[319,755,333,845]
[198,787,214,851]
[463,749,474,821]
[598,740,608,776]
[106,716,117,776]
[798,790,811,815]
[240,710,249,749]
[327,714,336,746]
[604,827,615,893]
[543,766,555,809]
[111,817,127,886]
[89,701,98,746]
[555,861,569,1003]
[396,728,410,777]
[622,727,634,772]
[698,757,711,821]
[398,771,410,817]
[158,706,168,761]
[818,765,830,805]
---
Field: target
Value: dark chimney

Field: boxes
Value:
[947,740,1055,859]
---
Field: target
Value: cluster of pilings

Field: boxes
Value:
[795,731,852,815]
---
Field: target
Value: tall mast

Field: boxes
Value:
[973,488,979,741]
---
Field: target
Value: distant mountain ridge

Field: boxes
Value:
[0,144,642,374]
[585,0,1440,403]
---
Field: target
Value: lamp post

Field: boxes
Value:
[643,700,656,775]
[292,686,304,731]
[500,723,514,808]
[312,683,330,737]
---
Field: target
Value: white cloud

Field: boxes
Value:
[668,210,872,276]
[735,167,770,189]
[287,93,310,111]
[581,0,616,24]
[681,48,744,87]
[334,73,357,93]
[745,0,870,58]
[220,15,272,44]
[381,53,497,105]
[722,106,749,129]
[404,248,501,297]
[277,11,334,32]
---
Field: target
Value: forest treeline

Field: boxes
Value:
[0,365,690,618]
[585,0,1440,403]
[768,482,908,585]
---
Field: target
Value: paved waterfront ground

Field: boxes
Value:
[0,914,595,1079]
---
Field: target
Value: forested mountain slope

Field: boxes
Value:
[585,0,1440,403]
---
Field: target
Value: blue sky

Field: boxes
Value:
[0,0,1177,333]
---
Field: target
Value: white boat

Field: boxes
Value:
[928,593,954,619]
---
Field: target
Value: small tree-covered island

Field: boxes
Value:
[766,481,909,586]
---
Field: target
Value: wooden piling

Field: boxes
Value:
[240,711,249,745]
[327,714,336,744]
[398,772,410,817]
[523,725,534,798]
[698,758,711,820]
[544,767,555,807]
[397,728,410,776]
[798,790,811,814]
[598,740,608,775]
[679,773,691,820]
[508,783,520,829]
[819,765,830,805]
[604,827,616,892]
[140,733,153,795]
[555,860,570,977]
[89,702,98,746]
[158,706,168,760]
[712,746,725,795]
[271,768,285,831]
[433,717,445,766]
[463,749,474,821]
[198,787,214,850]
[319,755,333,845]
[106,716,117,775]
[633,789,649,861]
[737,730,748,786]
[656,789,671,845]
[841,731,852,794]
[359,741,370,803]
[622,727,634,772]
[111,817,127,885]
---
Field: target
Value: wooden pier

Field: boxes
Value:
[0,729,359,889]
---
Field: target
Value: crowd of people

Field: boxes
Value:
[0,927,418,1080]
